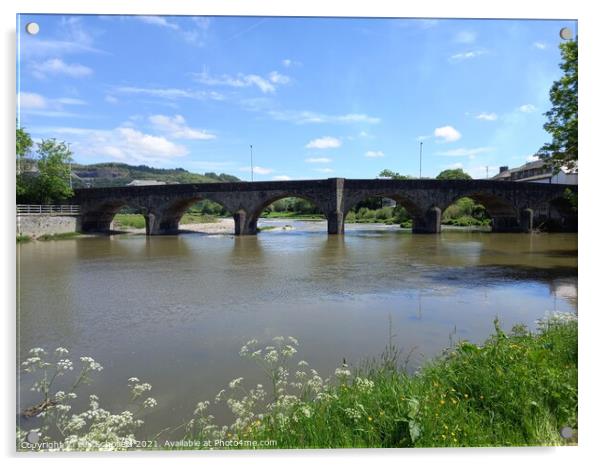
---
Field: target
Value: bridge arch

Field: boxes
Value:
[153,195,235,234]
[343,191,435,233]
[245,192,330,234]
[440,191,516,219]
[78,198,153,234]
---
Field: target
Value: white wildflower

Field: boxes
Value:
[143,397,157,409]
[229,377,244,389]
[355,377,375,393]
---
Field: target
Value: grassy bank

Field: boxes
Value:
[18,314,577,450]
[261,212,325,220]
[186,314,577,448]
[113,213,220,230]
[17,232,80,242]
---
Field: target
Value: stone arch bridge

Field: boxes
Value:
[74,178,577,235]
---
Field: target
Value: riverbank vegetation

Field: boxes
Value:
[18,313,577,451]
[16,232,81,242]
[112,211,220,230]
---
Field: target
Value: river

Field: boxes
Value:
[17,220,577,436]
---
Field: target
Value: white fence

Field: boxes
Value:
[17,204,81,215]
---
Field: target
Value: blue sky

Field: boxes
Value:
[16,15,577,180]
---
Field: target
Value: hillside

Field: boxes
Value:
[70,162,241,188]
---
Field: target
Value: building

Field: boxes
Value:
[126,180,168,186]
[491,159,577,185]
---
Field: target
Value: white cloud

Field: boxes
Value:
[55,97,86,106]
[449,50,486,62]
[475,112,498,121]
[18,92,87,117]
[194,70,281,93]
[313,168,334,173]
[305,157,332,163]
[434,126,462,143]
[270,110,380,125]
[37,125,189,164]
[365,150,384,158]
[305,137,342,149]
[115,127,188,159]
[518,104,537,113]
[19,92,47,109]
[447,162,464,169]
[114,86,223,101]
[273,175,292,181]
[282,58,301,67]
[32,58,93,79]
[435,147,493,157]
[240,166,273,175]
[149,114,216,140]
[268,71,291,84]
[526,154,539,162]
[455,31,476,44]
[105,95,118,104]
[533,42,547,50]
[135,16,211,47]
[138,16,179,30]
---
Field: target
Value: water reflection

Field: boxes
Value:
[17,223,577,432]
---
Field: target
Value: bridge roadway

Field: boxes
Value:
[73,178,577,235]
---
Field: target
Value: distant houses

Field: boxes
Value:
[491,159,577,185]
[126,180,179,186]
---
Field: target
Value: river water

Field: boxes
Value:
[17,220,577,436]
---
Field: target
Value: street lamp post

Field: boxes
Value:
[249,144,254,182]
[419,141,423,179]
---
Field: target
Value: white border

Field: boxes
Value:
[2,1,600,465]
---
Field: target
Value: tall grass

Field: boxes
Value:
[231,315,577,448]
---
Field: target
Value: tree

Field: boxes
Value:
[16,126,34,199]
[17,126,33,159]
[436,168,472,180]
[537,39,577,172]
[378,169,411,180]
[31,139,74,204]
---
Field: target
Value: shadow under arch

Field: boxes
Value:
[159,195,235,235]
[440,191,516,218]
[247,192,328,226]
[79,199,152,235]
[439,191,522,233]
[533,194,577,232]
[343,192,427,232]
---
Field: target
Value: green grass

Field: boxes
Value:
[261,212,325,220]
[113,213,146,229]
[230,317,577,448]
[17,234,32,243]
[257,225,279,232]
[442,216,491,227]
[37,232,81,241]
[180,213,219,224]
[113,213,220,230]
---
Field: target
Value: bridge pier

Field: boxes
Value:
[327,211,344,235]
[146,212,180,235]
[233,211,257,236]
[491,209,534,233]
[412,207,441,234]
[520,208,534,233]
[78,213,114,233]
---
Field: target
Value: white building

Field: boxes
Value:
[492,159,577,185]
